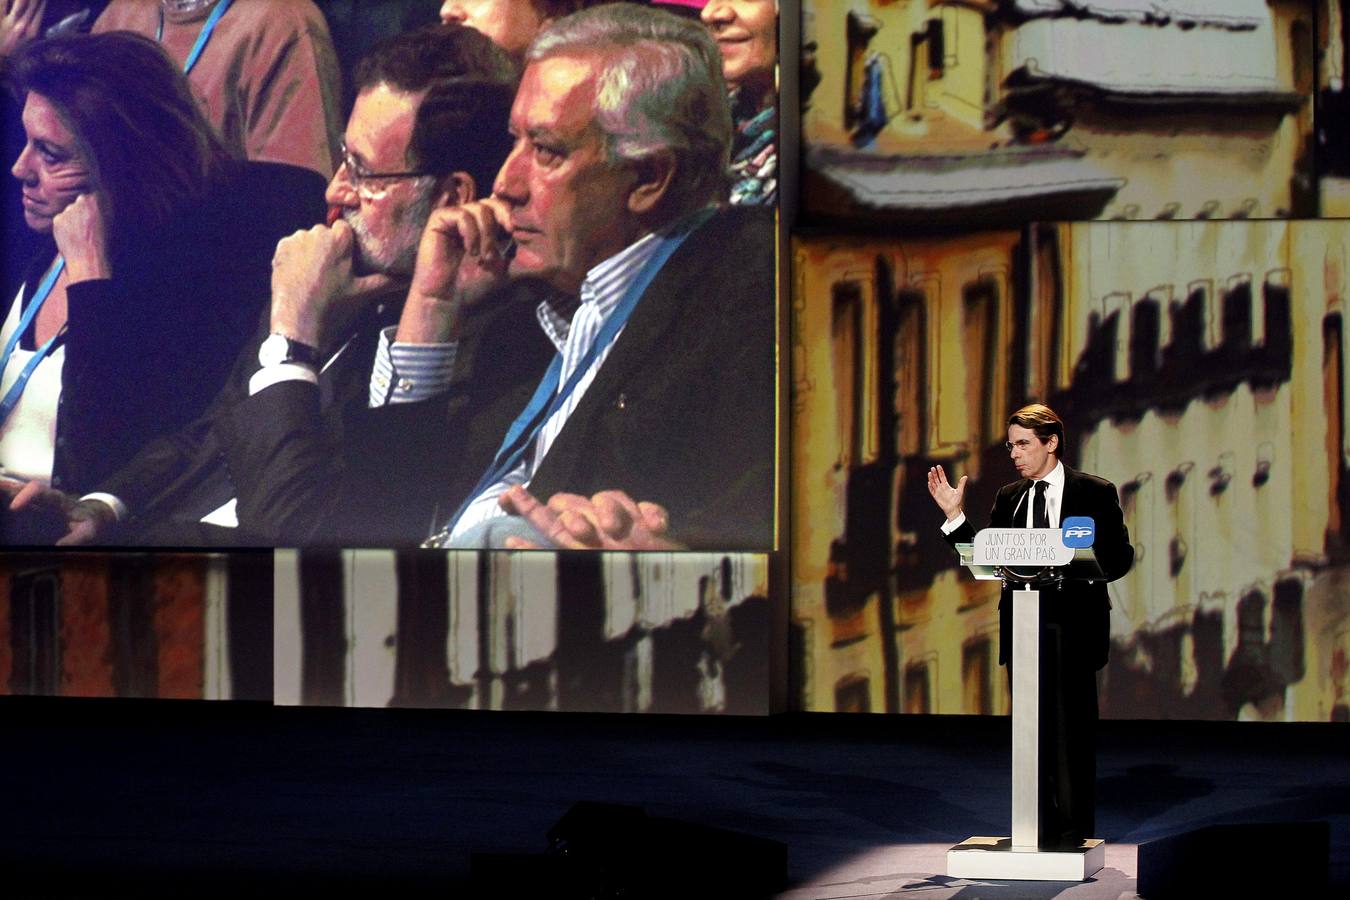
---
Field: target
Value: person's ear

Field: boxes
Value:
[435,171,477,206]
[1046,434,1059,456]
[626,149,676,216]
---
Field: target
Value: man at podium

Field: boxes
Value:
[926,403,1133,850]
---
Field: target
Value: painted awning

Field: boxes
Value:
[1010,0,1267,30]
[1006,0,1285,98]
[804,144,1123,225]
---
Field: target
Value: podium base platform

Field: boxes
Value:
[946,836,1105,881]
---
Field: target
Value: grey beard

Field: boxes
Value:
[346,184,436,277]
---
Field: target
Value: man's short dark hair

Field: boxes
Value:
[1008,403,1065,456]
[353,24,517,191]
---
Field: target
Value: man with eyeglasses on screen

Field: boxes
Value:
[208,3,775,552]
[4,24,521,545]
[926,403,1134,852]
[391,1,776,551]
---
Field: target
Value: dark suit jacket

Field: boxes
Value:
[215,282,553,547]
[97,297,402,547]
[518,204,776,550]
[218,204,776,550]
[944,464,1133,670]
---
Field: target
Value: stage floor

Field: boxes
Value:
[2,698,1345,897]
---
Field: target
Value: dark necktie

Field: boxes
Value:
[1032,480,1049,529]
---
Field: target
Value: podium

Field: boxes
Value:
[946,528,1107,881]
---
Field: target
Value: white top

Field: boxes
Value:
[0,281,65,484]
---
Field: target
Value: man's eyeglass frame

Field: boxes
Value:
[337,142,432,187]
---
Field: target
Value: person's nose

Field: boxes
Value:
[492,143,528,206]
[11,144,35,183]
[701,2,734,27]
[326,159,359,207]
[440,2,467,25]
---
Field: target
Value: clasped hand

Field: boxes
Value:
[498,485,681,550]
[269,221,394,346]
[1,477,113,546]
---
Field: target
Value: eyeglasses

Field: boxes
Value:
[1004,439,1040,451]
[338,142,431,198]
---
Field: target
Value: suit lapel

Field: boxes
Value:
[1005,478,1033,526]
[529,212,720,491]
[562,216,711,415]
[1060,465,1080,518]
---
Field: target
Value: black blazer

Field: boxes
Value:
[218,204,777,550]
[1,161,326,500]
[521,204,776,550]
[944,464,1134,670]
[215,282,553,547]
[95,297,402,547]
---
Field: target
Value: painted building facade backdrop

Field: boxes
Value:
[791,220,1350,721]
[273,550,775,715]
[802,0,1318,225]
[10,5,1350,729]
[0,552,268,701]
[0,548,775,716]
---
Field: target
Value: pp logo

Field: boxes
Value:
[1061,516,1096,548]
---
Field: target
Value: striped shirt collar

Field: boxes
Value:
[535,228,664,352]
[532,206,715,351]
[535,292,578,351]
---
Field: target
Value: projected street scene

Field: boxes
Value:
[275,549,774,714]
[791,220,1350,722]
[801,1,1317,226]
[0,552,270,701]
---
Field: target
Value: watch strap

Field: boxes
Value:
[259,333,320,368]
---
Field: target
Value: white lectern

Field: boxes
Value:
[946,528,1106,881]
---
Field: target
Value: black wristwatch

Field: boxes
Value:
[258,333,320,368]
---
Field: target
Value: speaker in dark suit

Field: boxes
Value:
[929,403,1134,849]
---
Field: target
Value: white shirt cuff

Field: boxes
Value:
[369,326,457,407]
[248,363,318,395]
[79,492,128,522]
[940,512,967,535]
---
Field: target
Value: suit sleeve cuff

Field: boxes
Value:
[79,492,128,522]
[940,512,967,535]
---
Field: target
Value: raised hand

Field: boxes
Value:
[397,197,513,344]
[51,192,111,282]
[497,485,682,550]
[926,464,967,521]
[0,0,46,59]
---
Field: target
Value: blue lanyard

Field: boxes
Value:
[156,0,234,75]
[428,211,712,542]
[0,258,67,428]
